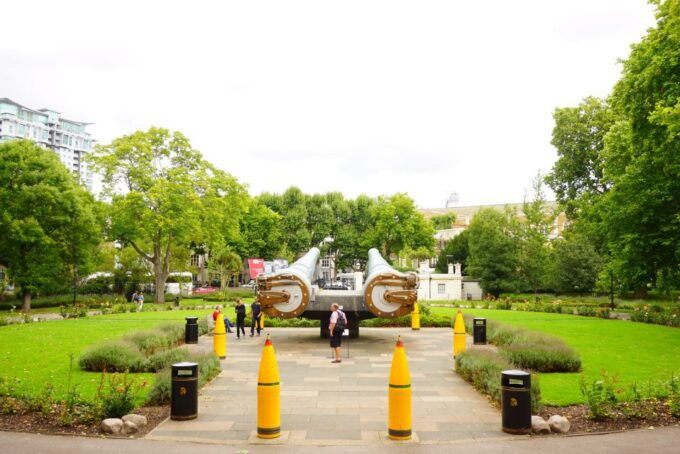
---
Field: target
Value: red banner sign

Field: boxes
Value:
[248,258,265,279]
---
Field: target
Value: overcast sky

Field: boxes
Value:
[1,1,655,208]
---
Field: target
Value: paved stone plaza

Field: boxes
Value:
[148,327,516,446]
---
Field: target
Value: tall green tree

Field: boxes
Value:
[0,140,101,310]
[517,173,552,294]
[597,0,680,294]
[259,187,311,257]
[466,208,521,297]
[366,193,435,259]
[549,233,603,293]
[208,246,243,290]
[435,229,470,274]
[236,201,282,259]
[545,97,614,217]
[90,127,247,303]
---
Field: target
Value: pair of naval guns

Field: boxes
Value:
[256,248,419,337]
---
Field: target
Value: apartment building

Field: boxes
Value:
[0,97,94,190]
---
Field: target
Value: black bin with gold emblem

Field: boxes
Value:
[473,318,487,345]
[171,362,198,420]
[501,370,531,434]
[185,317,199,344]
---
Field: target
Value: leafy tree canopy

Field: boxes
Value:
[90,127,248,302]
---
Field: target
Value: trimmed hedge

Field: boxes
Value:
[79,320,208,372]
[464,316,581,373]
[456,350,541,411]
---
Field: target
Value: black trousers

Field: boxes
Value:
[236,316,246,338]
[250,315,261,335]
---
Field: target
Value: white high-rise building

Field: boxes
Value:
[0,98,94,190]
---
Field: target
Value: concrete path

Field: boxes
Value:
[2,426,678,453]
[148,327,509,446]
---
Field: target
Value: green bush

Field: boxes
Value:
[463,316,581,373]
[146,352,220,405]
[200,288,255,301]
[0,294,125,311]
[124,323,184,355]
[79,341,146,372]
[456,350,541,411]
[630,305,680,327]
[145,348,191,372]
[502,342,581,373]
[97,371,148,418]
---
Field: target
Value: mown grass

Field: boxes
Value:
[0,310,212,401]
[434,307,680,406]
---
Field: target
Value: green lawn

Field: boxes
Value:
[0,310,212,400]
[431,307,680,405]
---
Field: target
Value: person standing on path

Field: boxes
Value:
[137,291,144,312]
[329,303,347,363]
[250,300,262,336]
[235,299,246,339]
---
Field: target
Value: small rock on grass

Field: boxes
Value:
[531,415,551,434]
[547,415,571,434]
[101,418,123,434]
[122,414,148,427]
[122,420,139,434]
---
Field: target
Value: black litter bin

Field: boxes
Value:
[501,370,531,434]
[473,318,487,345]
[185,317,199,344]
[171,362,198,420]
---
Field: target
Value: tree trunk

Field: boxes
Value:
[220,273,227,291]
[21,289,31,312]
[155,270,168,304]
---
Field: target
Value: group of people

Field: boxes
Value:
[132,289,348,363]
[210,299,348,364]
[212,299,264,338]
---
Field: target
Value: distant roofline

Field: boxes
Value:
[0,97,48,117]
[422,201,558,211]
[1,97,91,125]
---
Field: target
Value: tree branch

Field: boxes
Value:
[129,240,153,263]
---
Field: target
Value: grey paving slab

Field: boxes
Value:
[147,327,501,446]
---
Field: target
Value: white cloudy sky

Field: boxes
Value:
[1,1,655,208]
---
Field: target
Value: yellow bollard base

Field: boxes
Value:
[257,428,281,439]
[388,429,412,441]
[411,327,420,330]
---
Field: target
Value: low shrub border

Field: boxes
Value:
[455,349,541,411]
[435,298,679,328]
[463,315,581,373]
[79,321,208,373]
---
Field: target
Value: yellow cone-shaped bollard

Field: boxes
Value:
[411,303,420,330]
[213,313,226,359]
[259,313,265,330]
[453,310,466,357]
[388,336,411,440]
[257,334,281,439]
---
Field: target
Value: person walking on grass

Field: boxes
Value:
[329,303,347,363]
[250,300,262,337]
[137,291,144,312]
[235,298,246,339]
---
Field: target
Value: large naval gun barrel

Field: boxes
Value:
[362,248,419,318]
[256,247,320,319]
